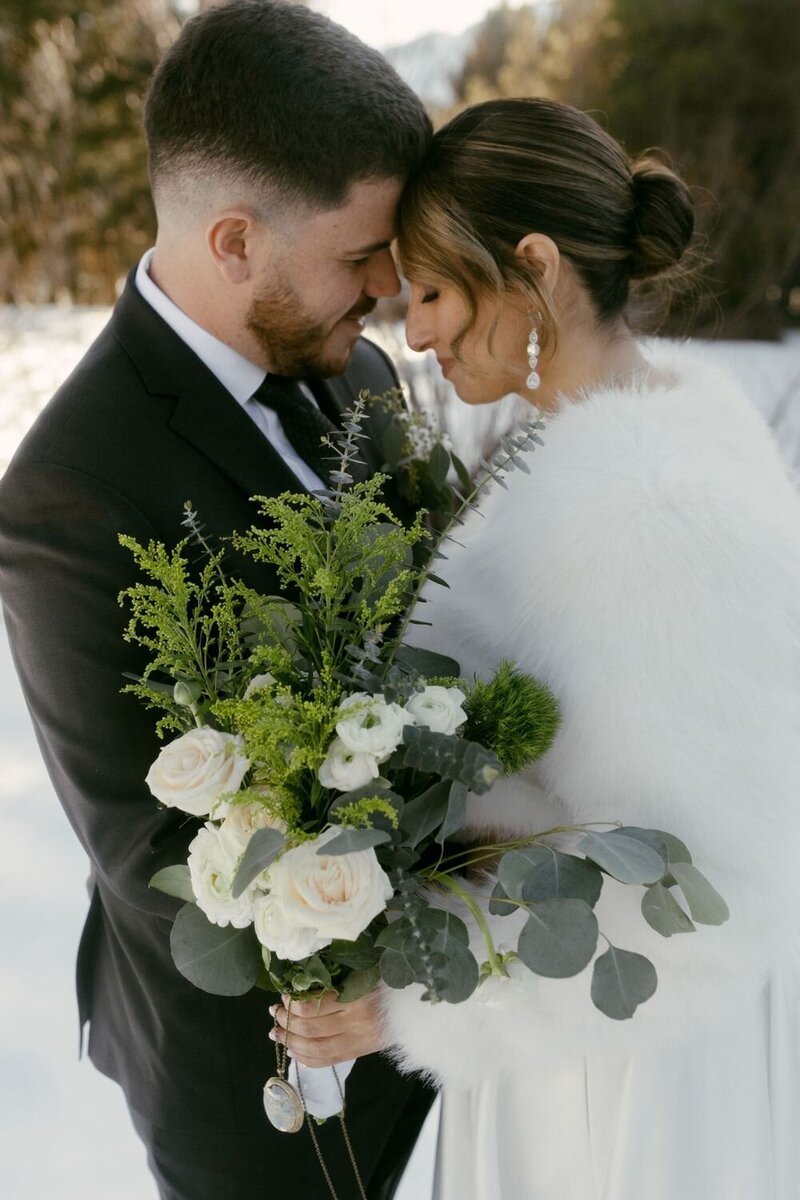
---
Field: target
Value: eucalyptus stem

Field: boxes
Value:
[437,873,505,976]
[428,821,623,876]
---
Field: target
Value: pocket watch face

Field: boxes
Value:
[263,1077,305,1134]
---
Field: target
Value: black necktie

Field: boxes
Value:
[253,375,338,484]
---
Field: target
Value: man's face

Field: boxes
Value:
[248,177,404,377]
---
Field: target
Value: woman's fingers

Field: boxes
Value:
[268,989,385,1065]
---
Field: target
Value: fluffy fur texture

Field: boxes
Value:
[382,349,800,1089]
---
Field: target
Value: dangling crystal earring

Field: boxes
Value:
[526,319,541,391]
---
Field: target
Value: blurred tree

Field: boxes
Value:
[447,0,800,338]
[0,0,180,303]
[596,0,800,337]
[449,1,612,113]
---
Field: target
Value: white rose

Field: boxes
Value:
[404,686,468,736]
[187,820,258,928]
[253,895,331,962]
[220,798,288,839]
[318,736,381,792]
[335,693,408,760]
[145,728,250,817]
[253,826,393,960]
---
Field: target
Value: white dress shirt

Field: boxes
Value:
[135,249,326,492]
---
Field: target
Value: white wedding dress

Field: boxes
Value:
[383,348,800,1199]
[432,971,799,1199]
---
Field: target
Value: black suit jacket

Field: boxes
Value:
[0,276,432,1159]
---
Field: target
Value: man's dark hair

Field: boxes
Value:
[144,0,432,212]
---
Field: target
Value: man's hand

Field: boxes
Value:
[270,989,385,1068]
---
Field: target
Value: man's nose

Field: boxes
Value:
[364,248,402,299]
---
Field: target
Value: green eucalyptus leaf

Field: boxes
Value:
[321,828,392,855]
[338,964,382,1003]
[379,946,417,989]
[375,921,412,951]
[488,881,518,917]
[499,845,551,894]
[641,882,696,937]
[428,442,451,489]
[450,453,474,495]
[389,847,421,871]
[231,827,285,898]
[613,826,692,869]
[516,899,598,978]
[522,850,603,907]
[429,924,479,1003]
[402,726,502,795]
[293,955,332,993]
[499,846,603,907]
[327,934,382,969]
[424,908,471,945]
[376,908,469,953]
[669,863,730,925]
[170,903,261,996]
[591,945,658,1019]
[149,864,195,904]
[399,779,451,848]
[579,831,666,885]
[394,644,461,679]
[436,781,468,844]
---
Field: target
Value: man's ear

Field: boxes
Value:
[515,232,561,295]
[207,210,268,284]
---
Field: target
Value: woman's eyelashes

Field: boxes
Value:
[421,290,440,304]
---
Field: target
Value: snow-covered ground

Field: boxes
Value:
[2,307,800,1199]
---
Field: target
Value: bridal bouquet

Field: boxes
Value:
[119,397,729,1094]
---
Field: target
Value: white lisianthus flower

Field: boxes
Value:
[405,686,468,736]
[243,672,276,699]
[318,736,380,792]
[145,728,250,817]
[253,826,393,960]
[244,672,293,708]
[187,820,259,928]
[335,692,408,760]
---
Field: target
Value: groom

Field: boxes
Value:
[0,2,434,1197]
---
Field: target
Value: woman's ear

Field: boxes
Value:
[515,233,561,296]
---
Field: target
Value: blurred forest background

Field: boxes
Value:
[1,0,799,338]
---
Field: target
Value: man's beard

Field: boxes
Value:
[246,275,375,378]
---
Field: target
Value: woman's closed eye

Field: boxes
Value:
[421,290,440,304]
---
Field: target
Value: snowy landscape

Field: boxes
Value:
[2,306,799,1199]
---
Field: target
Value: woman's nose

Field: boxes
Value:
[405,297,432,353]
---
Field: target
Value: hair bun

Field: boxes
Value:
[629,157,694,280]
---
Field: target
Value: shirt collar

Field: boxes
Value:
[134,248,266,405]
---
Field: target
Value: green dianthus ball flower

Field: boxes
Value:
[463,660,560,775]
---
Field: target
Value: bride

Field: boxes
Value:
[380,98,800,1199]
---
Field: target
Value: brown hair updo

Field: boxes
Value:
[397,98,694,354]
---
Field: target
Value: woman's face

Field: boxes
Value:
[405,278,530,405]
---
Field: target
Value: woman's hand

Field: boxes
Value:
[270,989,385,1067]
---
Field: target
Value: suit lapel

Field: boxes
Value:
[111,273,310,501]
[168,387,306,501]
[111,271,396,498]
